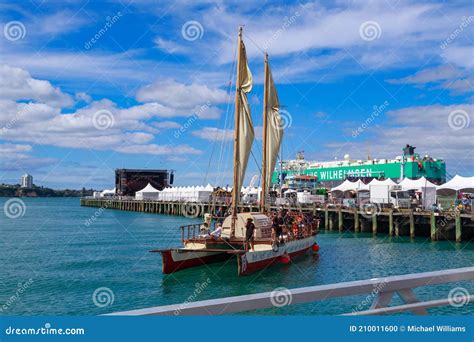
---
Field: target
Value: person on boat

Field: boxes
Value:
[199,222,210,237]
[271,218,282,244]
[214,207,224,223]
[245,217,255,251]
[210,223,222,238]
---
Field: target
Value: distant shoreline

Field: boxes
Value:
[0,184,95,198]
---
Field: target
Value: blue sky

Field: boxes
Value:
[0,0,472,189]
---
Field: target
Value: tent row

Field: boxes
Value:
[331,176,474,194]
[135,184,214,202]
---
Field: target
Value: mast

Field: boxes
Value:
[279,141,283,197]
[231,27,243,236]
[260,53,269,212]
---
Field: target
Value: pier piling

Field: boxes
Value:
[338,208,343,231]
[409,210,415,238]
[354,210,359,233]
[372,215,378,235]
[430,212,437,241]
[455,212,462,243]
[389,210,394,236]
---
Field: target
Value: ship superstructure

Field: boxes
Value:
[273,145,446,187]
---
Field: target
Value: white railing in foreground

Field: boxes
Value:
[108,267,473,316]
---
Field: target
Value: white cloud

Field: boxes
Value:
[0,64,73,107]
[386,65,461,85]
[29,10,89,37]
[0,143,56,172]
[75,92,92,103]
[441,46,474,68]
[153,121,181,129]
[192,127,234,141]
[327,103,473,174]
[136,79,228,109]
[154,37,188,54]
[386,65,473,95]
[0,65,203,157]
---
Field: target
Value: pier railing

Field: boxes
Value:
[108,267,473,316]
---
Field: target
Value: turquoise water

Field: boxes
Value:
[0,197,472,315]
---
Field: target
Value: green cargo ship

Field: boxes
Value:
[272,145,446,186]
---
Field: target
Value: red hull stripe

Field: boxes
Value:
[239,247,312,276]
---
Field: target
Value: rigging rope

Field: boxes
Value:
[214,45,238,186]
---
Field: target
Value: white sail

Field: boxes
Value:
[262,60,282,203]
[234,36,255,205]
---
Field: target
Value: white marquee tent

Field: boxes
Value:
[436,175,474,195]
[399,177,436,191]
[153,184,214,202]
[331,180,369,194]
[135,183,160,200]
[100,188,116,197]
[368,178,398,187]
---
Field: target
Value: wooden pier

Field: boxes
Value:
[79,198,473,242]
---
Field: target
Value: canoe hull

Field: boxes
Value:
[237,237,316,276]
[161,249,232,274]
